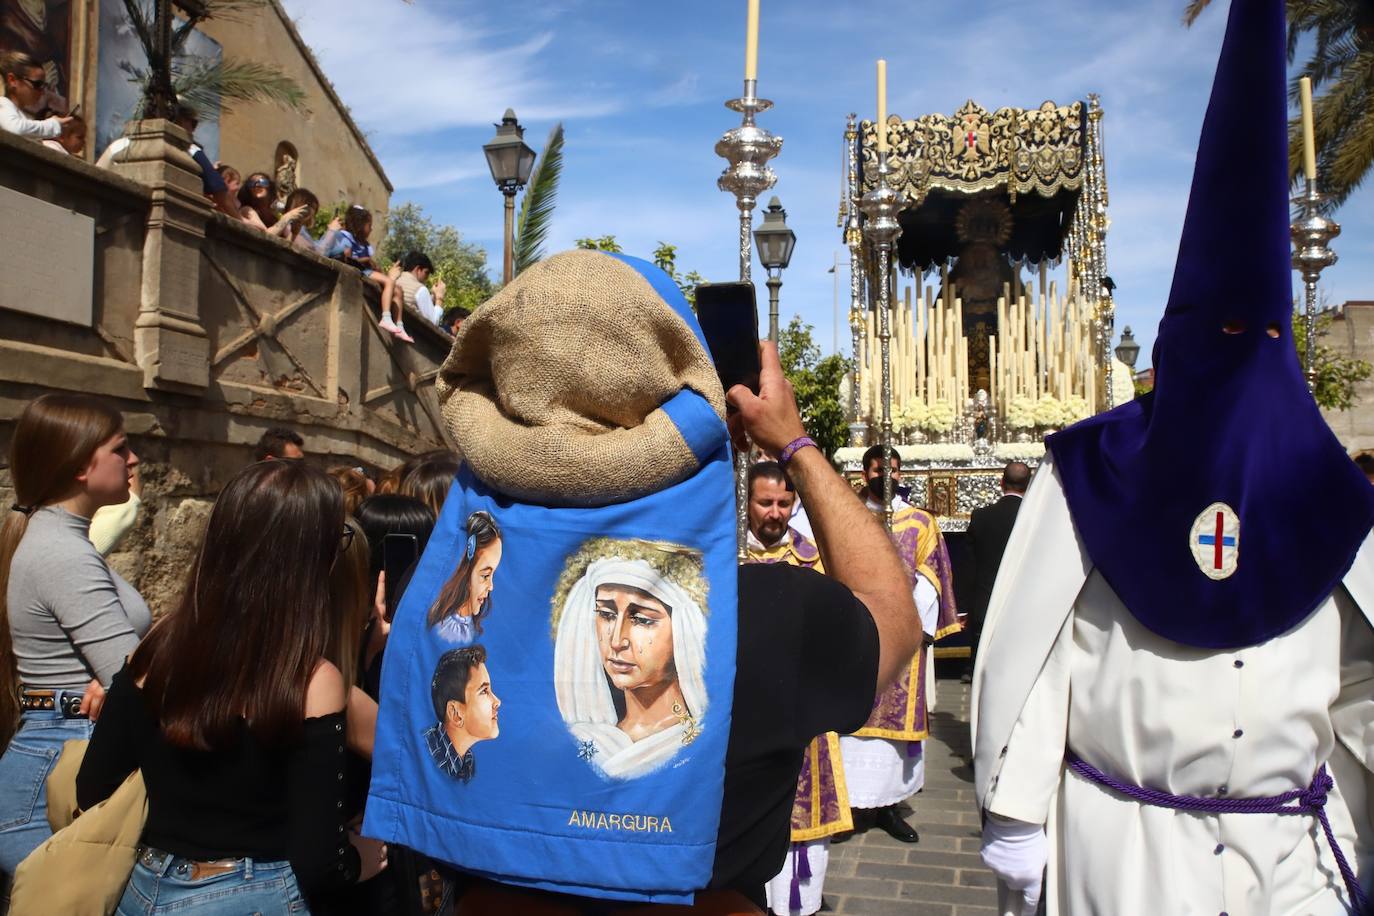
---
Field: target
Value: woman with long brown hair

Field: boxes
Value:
[76,460,385,914]
[0,394,149,875]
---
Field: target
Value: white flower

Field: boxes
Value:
[1063,395,1092,423]
[1112,358,1137,408]
[1006,396,1037,429]
[901,444,976,462]
[922,400,957,434]
[993,442,1046,460]
[1033,395,1066,428]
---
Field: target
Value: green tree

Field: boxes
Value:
[513,123,565,276]
[380,202,494,314]
[117,0,306,121]
[651,242,706,309]
[1183,0,1374,210]
[1293,308,1372,410]
[778,316,849,460]
[574,235,623,253]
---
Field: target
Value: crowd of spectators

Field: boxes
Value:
[0,51,457,346]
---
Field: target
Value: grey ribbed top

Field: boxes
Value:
[7,506,151,688]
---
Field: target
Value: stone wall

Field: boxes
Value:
[198,1,393,229]
[1319,301,1374,453]
[0,128,451,614]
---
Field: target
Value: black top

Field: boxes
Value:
[456,561,879,908]
[75,668,362,898]
[963,494,1023,628]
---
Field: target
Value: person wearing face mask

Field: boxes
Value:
[839,446,960,845]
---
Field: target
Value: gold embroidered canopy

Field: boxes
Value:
[859,99,1087,205]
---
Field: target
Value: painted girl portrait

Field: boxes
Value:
[427,511,502,645]
[552,538,709,780]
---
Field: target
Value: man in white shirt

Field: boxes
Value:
[0,50,71,141]
[396,251,447,326]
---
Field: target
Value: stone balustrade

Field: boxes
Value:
[0,123,457,611]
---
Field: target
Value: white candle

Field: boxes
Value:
[744,0,760,82]
[876,59,888,154]
[1299,76,1316,181]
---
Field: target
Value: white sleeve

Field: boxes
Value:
[415,285,440,323]
[984,610,1073,825]
[0,102,61,140]
[915,574,939,639]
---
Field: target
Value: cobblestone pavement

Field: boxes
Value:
[824,674,999,916]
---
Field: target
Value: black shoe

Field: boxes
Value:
[828,829,854,845]
[874,806,919,843]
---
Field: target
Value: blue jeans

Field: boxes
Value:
[0,702,93,874]
[117,848,309,915]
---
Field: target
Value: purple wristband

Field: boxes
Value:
[778,436,818,465]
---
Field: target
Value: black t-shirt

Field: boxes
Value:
[709,562,878,895]
[454,561,879,908]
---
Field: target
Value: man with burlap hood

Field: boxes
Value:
[397,249,920,911]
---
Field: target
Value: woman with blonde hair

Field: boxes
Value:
[0,393,149,874]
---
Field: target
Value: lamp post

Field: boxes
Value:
[1114,326,1140,374]
[483,109,537,285]
[754,196,796,342]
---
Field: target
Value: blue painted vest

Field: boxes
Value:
[364,391,737,904]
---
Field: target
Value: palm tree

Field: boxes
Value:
[1183,0,1374,211]
[512,123,565,276]
[118,0,306,121]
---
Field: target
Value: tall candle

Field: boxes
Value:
[1299,76,1316,181]
[876,59,888,154]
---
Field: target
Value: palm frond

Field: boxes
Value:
[513,122,565,276]
[173,57,308,117]
[1182,0,1214,27]
[120,0,155,58]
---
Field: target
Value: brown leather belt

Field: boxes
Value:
[19,688,85,718]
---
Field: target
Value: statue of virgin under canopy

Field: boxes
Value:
[552,538,710,780]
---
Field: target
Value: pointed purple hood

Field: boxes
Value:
[1046,0,1374,649]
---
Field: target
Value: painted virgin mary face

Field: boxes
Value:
[594,584,676,692]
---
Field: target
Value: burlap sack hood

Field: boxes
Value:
[435,249,727,507]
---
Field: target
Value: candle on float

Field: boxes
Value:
[1299,76,1316,181]
[744,0,760,82]
[876,59,888,153]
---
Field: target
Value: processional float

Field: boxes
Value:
[841,66,1119,531]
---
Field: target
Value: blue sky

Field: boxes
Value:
[281,0,1373,368]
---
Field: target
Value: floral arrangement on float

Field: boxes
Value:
[1062,395,1092,424]
[993,442,1046,461]
[894,401,928,435]
[1005,396,1037,430]
[1033,395,1067,428]
[922,400,957,435]
[901,443,976,462]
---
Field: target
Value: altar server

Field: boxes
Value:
[973,0,1374,913]
[843,483,960,843]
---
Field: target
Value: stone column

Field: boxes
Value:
[109,119,212,393]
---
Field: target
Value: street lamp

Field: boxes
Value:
[483,108,537,284]
[754,196,796,342]
[1115,325,1140,372]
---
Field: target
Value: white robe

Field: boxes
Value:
[841,573,940,809]
[973,454,1374,914]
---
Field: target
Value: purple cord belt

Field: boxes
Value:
[1066,750,1367,914]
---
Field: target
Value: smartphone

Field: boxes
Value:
[382,533,420,622]
[694,281,762,397]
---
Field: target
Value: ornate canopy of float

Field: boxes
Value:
[836,96,1131,526]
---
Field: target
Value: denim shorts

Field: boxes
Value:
[117,848,309,915]
[0,701,93,874]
